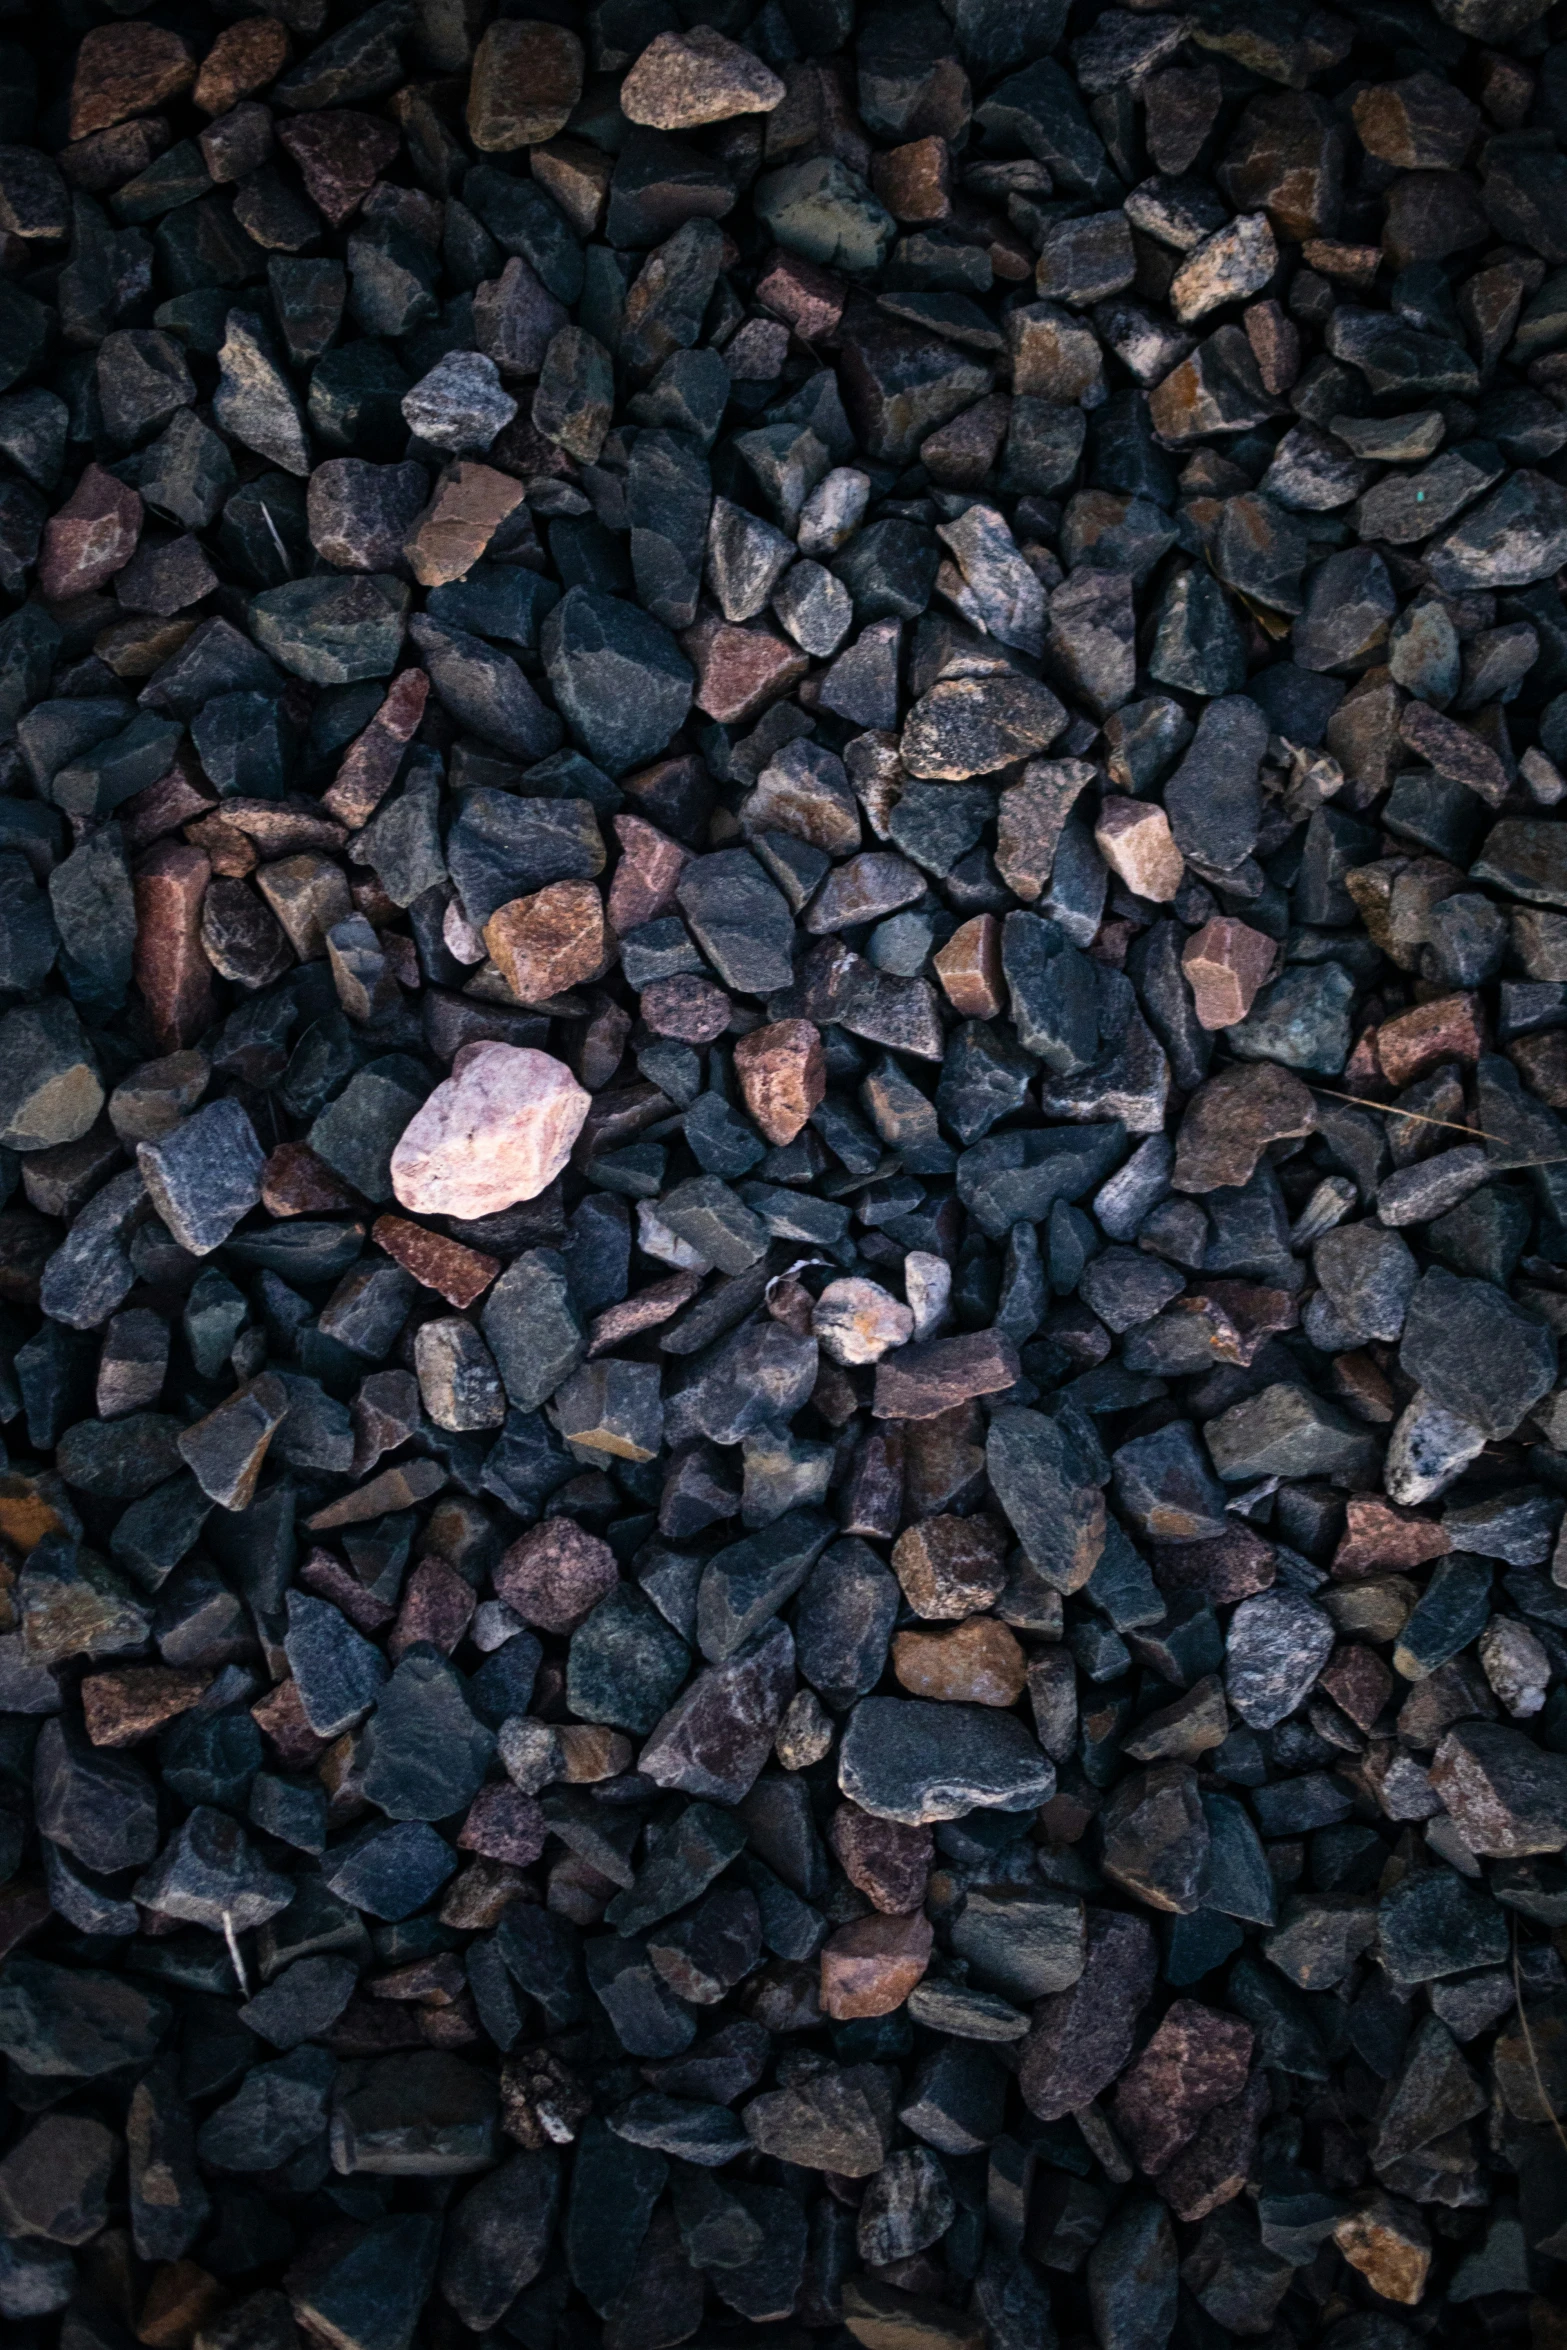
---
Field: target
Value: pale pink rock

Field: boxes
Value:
[1094,797,1184,904]
[813,1277,915,1366]
[1181,917,1278,1030]
[389,1043,589,1218]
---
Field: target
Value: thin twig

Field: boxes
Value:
[1310,1084,1567,1170]
[222,1910,250,2000]
[1511,1916,1567,2156]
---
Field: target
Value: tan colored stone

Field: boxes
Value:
[1094,797,1184,903]
[1333,2196,1431,2305]
[733,1018,826,1146]
[932,913,1003,1018]
[389,1042,590,1219]
[820,1909,933,2020]
[38,464,142,602]
[530,139,614,239]
[1181,916,1278,1029]
[893,1617,1027,1706]
[404,463,527,588]
[255,854,352,962]
[891,1513,1009,1621]
[1242,297,1300,393]
[467,20,584,150]
[621,27,784,130]
[484,881,610,1004]
[871,137,952,223]
[194,18,290,114]
[813,1277,914,1366]
[72,23,197,139]
[81,1665,210,1747]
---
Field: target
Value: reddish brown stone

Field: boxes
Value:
[1186,1281,1298,1365]
[276,111,400,226]
[1159,2071,1270,2223]
[80,1665,211,1748]
[820,1908,933,2020]
[459,1783,548,1866]
[136,2258,224,2350]
[1154,1527,1277,1604]
[300,1549,396,1634]
[305,1459,446,1533]
[1095,798,1184,903]
[933,913,1003,1017]
[607,813,692,932]
[497,1520,618,1633]
[133,843,213,1051]
[404,463,528,589]
[193,17,290,113]
[756,250,847,340]
[733,1017,826,1145]
[1320,1643,1394,1732]
[589,1270,703,1356]
[1332,1495,1451,1577]
[1373,992,1486,1087]
[1112,1999,1255,2176]
[557,1724,633,1781]
[263,1142,357,1218]
[682,615,809,723]
[1173,1061,1317,1191]
[60,119,174,194]
[890,1513,1009,1621]
[1243,297,1300,394]
[250,1678,330,1768]
[372,1213,499,1308]
[892,1617,1027,1706]
[38,463,143,602]
[1330,1349,1397,1424]
[640,974,733,1044]
[871,136,952,223]
[320,669,430,828]
[390,1557,476,1660]
[1181,916,1278,1030]
[72,23,197,139]
[467,18,584,150]
[829,1805,934,1916]
[872,1329,1020,1421]
[485,881,610,1003]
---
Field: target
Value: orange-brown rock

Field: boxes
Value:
[530,139,614,239]
[1173,1061,1316,1191]
[194,17,290,114]
[1332,1495,1450,1578]
[1333,2196,1432,2306]
[871,136,952,223]
[484,881,610,1003]
[995,759,1094,900]
[933,913,1003,1017]
[607,813,692,931]
[1373,991,1486,1087]
[890,1512,1009,1620]
[38,464,142,602]
[1181,916,1278,1029]
[893,1617,1027,1706]
[1243,297,1300,393]
[467,19,584,150]
[81,1665,211,1748]
[404,463,527,588]
[135,2259,225,2350]
[1094,797,1184,903]
[733,1018,826,1145]
[373,1214,500,1309]
[72,23,197,139]
[134,843,212,1051]
[820,1908,933,2020]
